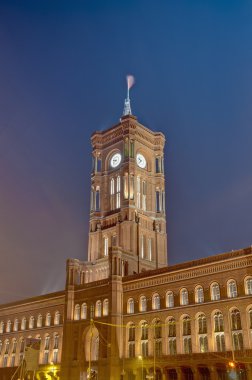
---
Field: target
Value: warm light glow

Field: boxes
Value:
[229,361,236,368]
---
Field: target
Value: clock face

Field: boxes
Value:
[110,153,122,168]
[136,153,146,169]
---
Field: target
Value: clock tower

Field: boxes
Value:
[82,106,167,282]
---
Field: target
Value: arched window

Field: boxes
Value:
[45,313,51,326]
[12,339,17,354]
[74,305,80,320]
[95,300,102,317]
[167,317,176,338]
[4,339,10,355]
[44,335,50,364]
[103,299,109,316]
[53,333,59,363]
[199,336,208,353]
[139,296,147,312]
[136,176,141,209]
[231,309,242,330]
[6,320,11,333]
[228,280,238,298]
[21,317,26,331]
[214,311,224,332]
[116,176,120,208]
[37,314,42,328]
[29,316,34,329]
[195,286,204,303]
[183,337,192,354]
[216,333,225,352]
[198,314,207,334]
[95,186,100,211]
[245,277,252,295]
[166,291,174,308]
[128,323,135,358]
[142,181,147,211]
[81,303,87,319]
[127,298,134,314]
[54,311,60,325]
[104,237,109,257]
[152,294,160,310]
[13,319,18,332]
[140,322,148,357]
[180,288,189,306]
[0,321,4,334]
[154,319,162,339]
[211,283,220,301]
[182,316,191,336]
[233,332,244,350]
[110,178,115,210]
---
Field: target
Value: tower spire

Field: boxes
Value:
[122,75,135,116]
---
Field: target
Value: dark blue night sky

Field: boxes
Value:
[1,0,252,303]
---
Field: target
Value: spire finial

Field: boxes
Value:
[123,75,135,116]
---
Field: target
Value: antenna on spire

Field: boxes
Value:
[123,75,135,116]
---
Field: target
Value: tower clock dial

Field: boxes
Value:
[136,153,146,169]
[110,153,122,168]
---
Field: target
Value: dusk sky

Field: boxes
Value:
[1,0,252,303]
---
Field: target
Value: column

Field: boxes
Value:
[209,366,218,380]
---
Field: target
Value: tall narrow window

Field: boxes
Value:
[81,303,87,319]
[249,308,252,329]
[139,296,147,312]
[54,311,60,325]
[95,187,100,211]
[245,277,252,295]
[13,319,18,332]
[199,336,208,353]
[168,318,177,355]
[183,337,192,354]
[214,312,224,332]
[21,317,26,331]
[195,286,204,303]
[140,235,144,259]
[127,299,134,314]
[124,173,129,199]
[37,314,42,328]
[216,334,225,352]
[104,237,108,257]
[110,178,115,210]
[147,238,152,261]
[162,191,165,214]
[137,176,141,208]
[130,140,134,158]
[211,283,220,301]
[96,158,101,172]
[156,190,160,212]
[129,175,134,199]
[198,314,207,334]
[103,299,109,316]
[231,309,242,330]
[6,320,11,333]
[116,176,120,208]
[152,294,160,310]
[233,332,244,350]
[182,316,191,336]
[128,323,135,358]
[141,322,148,357]
[29,316,34,329]
[166,291,174,308]
[95,301,102,317]
[124,138,129,157]
[0,321,4,334]
[142,181,147,211]
[180,288,189,305]
[45,313,51,326]
[228,280,238,298]
[74,305,80,320]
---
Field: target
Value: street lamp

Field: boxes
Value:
[138,355,143,380]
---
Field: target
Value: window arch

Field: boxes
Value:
[103,299,109,316]
[45,313,51,326]
[166,291,174,308]
[180,288,189,306]
[0,321,4,334]
[139,296,147,312]
[29,316,34,329]
[37,314,42,328]
[13,319,18,332]
[95,300,102,317]
[21,317,26,331]
[127,298,134,314]
[54,311,60,325]
[230,309,242,330]
[81,303,87,319]
[182,316,191,336]
[211,282,220,301]
[214,311,224,332]
[6,320,11,333]
[195,286,204,303]
[227,280,238,298]
[245,277,252,295]
[128,323,135,358]
[198,314,207,334]
[74,304,80,320]
[152,293,160,310]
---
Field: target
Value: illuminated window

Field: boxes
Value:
[228,280,238,298]
[198,314,207,334]
[231,309,242,330]
[211,283,220,301]
[245,277,252,295]
[142,181,147,211]
[166,291,174,308]
[21,317,26,331]
[152,294,160,310]
[116,176,120,208]
[74,305,80,320]
[81,303,87,319]
[136,176,141,208]
[139,296,147,312]
[182,316,191,336]
[0,321,4,334]
[45,313,51,327]
[147,238,152,261]
[195,286,204,303]
[180,288,189,305]
[104,237,109,257]
[29,316,34,329]
[103,299,109,316]
[168,317,176,337]
[183,337,192,354]
[37,314,42,328]
[214,312,224,332]
[110,178,115,210]
[54,311,60,325]
[215,333,225,352]
[95,300,102,317]
[199,336,208,353]
[6,320,11,333]
[13,319,18,332]
[127,298,134,314]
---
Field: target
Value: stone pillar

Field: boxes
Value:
[191,367,200,380]
[176,368,183,380]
